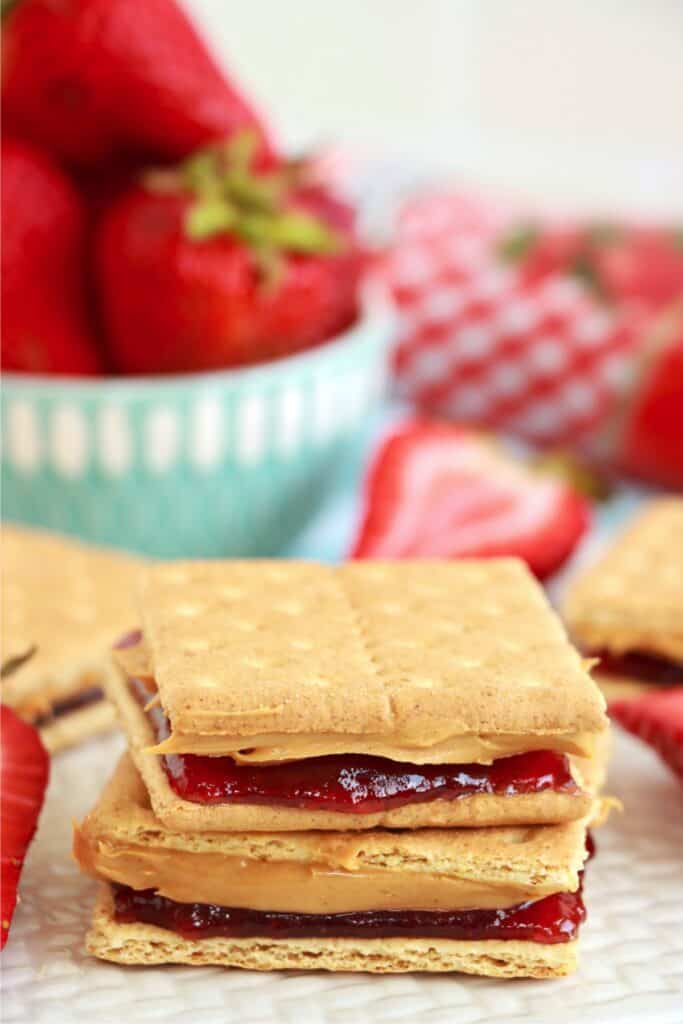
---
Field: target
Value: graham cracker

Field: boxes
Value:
[135,558,606,749]
[87,885,578,978]
[76,753,592,895]
[40,699,118,755]
[1,524,140,748]
[105,664,605,831]
[563,499,683,663]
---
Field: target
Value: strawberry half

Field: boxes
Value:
[350,421,590,579]
[1,705,49,950]
[610,688,683,782]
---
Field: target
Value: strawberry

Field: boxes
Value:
[1,705,49,950]
[619,308,683,488]
[501,220,683,310]
[593,227,683,310]
[1,137,102,375]
[2,0,275,169]
[499,222,586,286]
[350,420,590,579]
[95,138,363,373]
[610,688,683,782]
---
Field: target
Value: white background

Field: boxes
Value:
[184,0,683,217]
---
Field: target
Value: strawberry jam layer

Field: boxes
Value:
[593,649,683,686]
[130,677,578,813]
[112,881,586,943]
[32,686,104,729]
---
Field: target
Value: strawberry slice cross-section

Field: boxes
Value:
[351,421,590,579]
[1,705,50,950]
[610,688,683,782]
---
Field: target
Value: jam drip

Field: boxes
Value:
[112,882,586,944]
[129,677,578,813]
[32,686,104,729]
[592,649,683,686]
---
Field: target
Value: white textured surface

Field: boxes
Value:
[2,726,682,1024]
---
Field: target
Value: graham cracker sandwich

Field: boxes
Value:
[76,753,599,978]
[107,558,607,831]
[563,498,683,701]
[1,524,140,752]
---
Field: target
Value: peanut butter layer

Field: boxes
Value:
[76,842,559,914]
[75,755,592,914]
[115,639,597,763]
[123,559,606,760]
[563,498,683,664]
[148,726,598,763]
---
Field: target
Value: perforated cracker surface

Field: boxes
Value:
[138,558,606,741]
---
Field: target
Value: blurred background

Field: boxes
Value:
[189,0,683,216]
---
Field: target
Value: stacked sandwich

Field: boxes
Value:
[75,558,608,978]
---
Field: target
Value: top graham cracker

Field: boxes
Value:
[564,498,683,663]
[134,558,606,754]
[1,524,141,706]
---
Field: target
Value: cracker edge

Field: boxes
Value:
[86,885,577,978]
[40,698,117,754]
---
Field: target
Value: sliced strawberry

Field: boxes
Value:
[610,688,683,781]
[350,421,590,579]
[1,705,50,950]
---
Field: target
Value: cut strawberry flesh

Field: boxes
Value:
[112,880,586,944]
[593,649,683,687]
[610,688,683,780]
[130,677,578,811]
[351,421,589,579]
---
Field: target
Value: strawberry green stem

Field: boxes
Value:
[149,133,342,270]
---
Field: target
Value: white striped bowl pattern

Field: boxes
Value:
[1,292,393,556]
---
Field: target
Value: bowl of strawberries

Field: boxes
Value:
[0,0,393,557]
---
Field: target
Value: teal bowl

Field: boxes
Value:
[1,290,393,557]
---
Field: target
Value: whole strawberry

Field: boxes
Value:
[2,0,275,169]
[96,137,363,373]
[1,137,102,375]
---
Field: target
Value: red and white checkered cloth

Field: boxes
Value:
[317,149,683,483]
[387,190,649,453]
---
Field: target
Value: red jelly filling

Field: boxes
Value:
[592,649,683,686]
[129,676,578,813]
[32,686,103,729]
[112,881,586,944]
